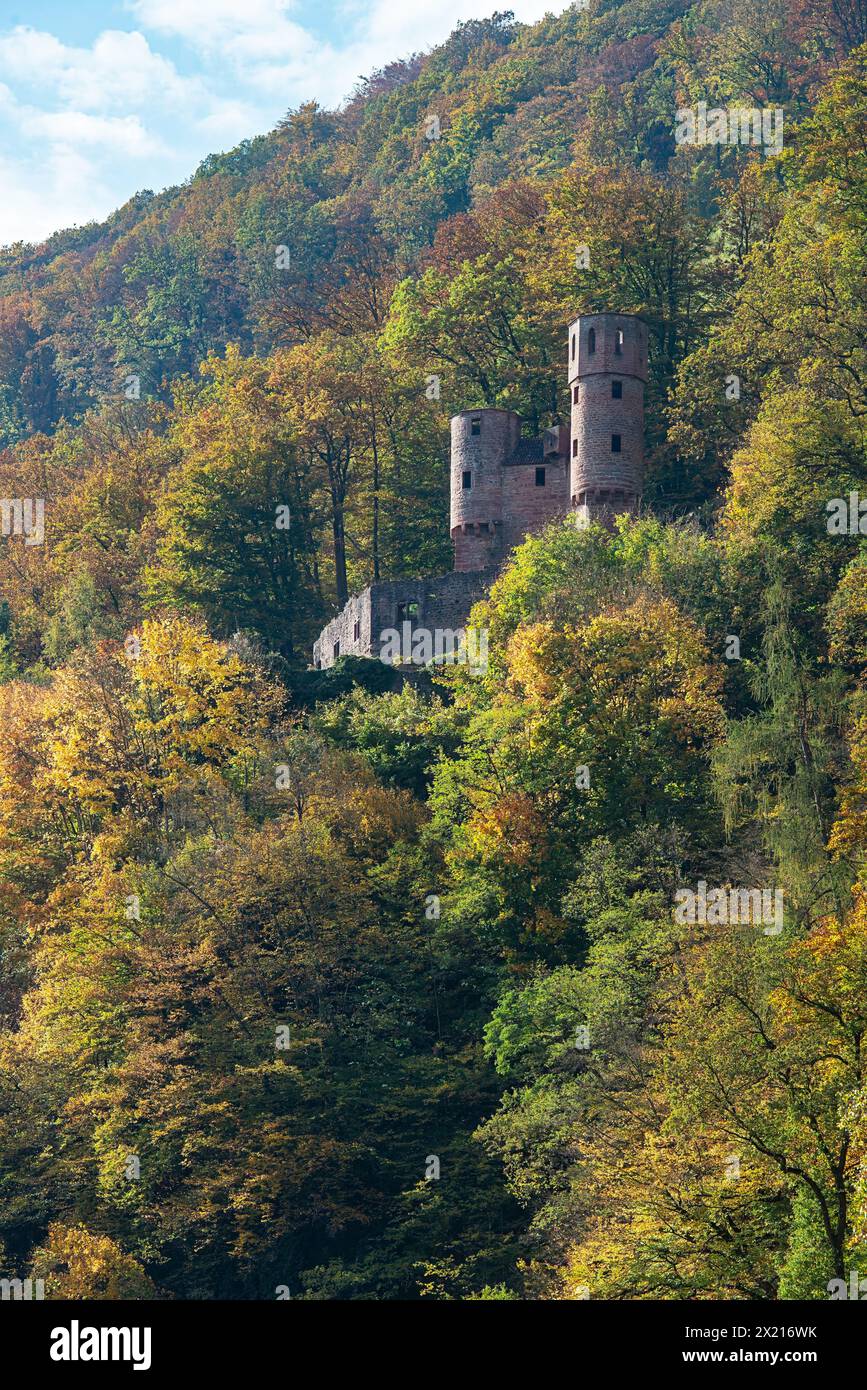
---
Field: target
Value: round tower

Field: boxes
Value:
[450,408,520,572]
[568,313,648,523]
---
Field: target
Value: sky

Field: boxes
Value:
[0,0,569,248]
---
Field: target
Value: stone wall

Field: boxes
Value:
[501,454,569,553]
[312,586,374,668]
[452,519,503,573]
[313,570,490,669]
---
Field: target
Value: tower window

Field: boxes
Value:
[573,385,579,404]
[572,439,578,457]
[588,327,596,355]
[333,641,340,659]
[397,601,419,623]
[611,380,623,399]
[353,619,360,641]
[535,467,546,487]
[615,329,624,355]
[571,334,576,360]
[471,417,481,436]
[462,470,472,490]
[611,434,622,453]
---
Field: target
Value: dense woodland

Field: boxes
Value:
[0,0,865,1299]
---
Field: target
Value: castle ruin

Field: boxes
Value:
[312,311,647,669]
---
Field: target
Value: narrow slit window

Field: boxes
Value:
[535,467,546,487]
[333,641,340,659]
[462,470,472,490]
[571,334,576,360]
[588,327,596,354]
[611,433,622,453]
[572,385,579,404]
[615,329,624,355]
[353,619,360,641]
[572,439,578,457]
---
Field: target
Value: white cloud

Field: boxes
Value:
[128,0,328,87]
[0,147,116,246]
[0,26,201,112]
[194,98,267,142]
[25,111,162,158]
[0,22,228,244]
[126,0,302,48]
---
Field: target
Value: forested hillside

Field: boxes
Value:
[0,0,865,1300]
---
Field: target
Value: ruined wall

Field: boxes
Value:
[312,587,373,668]
[314,571,490,669]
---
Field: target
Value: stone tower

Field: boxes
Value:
[450,408,570,572]
[450,407,519,572]
[568,311,647,523]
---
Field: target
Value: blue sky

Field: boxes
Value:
[0,0,568,247]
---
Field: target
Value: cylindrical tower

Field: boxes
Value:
[450,408,520,572]
[568,313,648,523]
